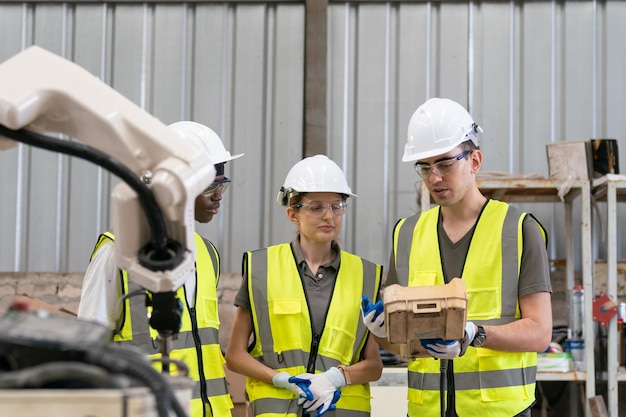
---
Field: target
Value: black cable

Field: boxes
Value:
[85,344,187,417]
[112,288,147,337]
[440,359,448,417]
[0,348,186,417]
[439,359,460,417]
[0,310,187,417]
[446,360,458,417]
[0,125,184,271]
[152,356,190,377]
[0,361,123,389]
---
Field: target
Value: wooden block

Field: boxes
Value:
[593,260,626,298]
[546,141,593,180]
[13,294,77,317]
[589,395,609,417]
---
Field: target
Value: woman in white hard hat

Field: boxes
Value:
[226,155,384,417]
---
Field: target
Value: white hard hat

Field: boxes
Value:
[168,121,244,165]
[402,97,482,162]
[276,154,357,206]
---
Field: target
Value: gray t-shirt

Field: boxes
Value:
[234,236,341,335]
[385,211,552,298]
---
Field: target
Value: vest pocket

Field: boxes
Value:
[270,299,305,350]
[467,286,500,319]
[321,325,356,362]
[409,271,437,286]
[200,295,220,327]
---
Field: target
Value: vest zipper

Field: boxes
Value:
[190,307,211,417]
[307,333,320,373]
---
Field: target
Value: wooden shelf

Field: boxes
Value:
[537,371,587,382]
[591,175,626,417]
[419,176,588,208]
[592,174,626,202]
[477,178,582,202]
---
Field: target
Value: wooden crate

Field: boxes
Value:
[383,278,467,357]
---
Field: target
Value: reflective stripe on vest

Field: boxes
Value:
[252,397,369,417]
[246,243,382,416]
[97,232,232,417]
[392,200,541,417]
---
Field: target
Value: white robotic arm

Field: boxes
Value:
[0,46,215,294]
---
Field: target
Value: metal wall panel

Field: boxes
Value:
[0,0,25,271]
[0,1,625,275]
[326,1,626,268]
[0,2,305,273]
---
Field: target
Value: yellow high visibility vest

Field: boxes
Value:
[392,200,543,417]
[91,232,233,417]
[245,243,382,417]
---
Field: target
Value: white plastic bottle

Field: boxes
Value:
[569,284,584,339]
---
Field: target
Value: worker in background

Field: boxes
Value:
[362,98,553,417]
[226,155,384,417]
[78,121,244,417]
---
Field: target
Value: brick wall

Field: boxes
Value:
[0,272,84,316]
[0,271,243,352]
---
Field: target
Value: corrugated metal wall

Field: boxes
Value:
[1,1,625,274]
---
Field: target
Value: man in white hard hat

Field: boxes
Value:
[78,121,244,417]
[362,98,552,417]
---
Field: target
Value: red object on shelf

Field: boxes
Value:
[592,292,618,328]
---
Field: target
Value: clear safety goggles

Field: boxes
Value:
[202,178,231,198]
[293,200,347,218]
[414,150,473,178]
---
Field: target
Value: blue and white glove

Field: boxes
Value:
[460,321,477,355]
[420,321,476,359]
[289,367,345,417]
[272,372,309,398]
[360,295,386,338]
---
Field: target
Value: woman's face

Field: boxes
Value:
[287,192,346,245]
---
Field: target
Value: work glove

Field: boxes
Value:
[459,321,477,355]
[289,367,345,417]
[360,295,386,338]
[420,321,476,360]
[272,371,309,399]
[420,338,461,359]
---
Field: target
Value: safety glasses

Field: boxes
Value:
[202,177,231,198]
[293,200,347,218]
[414,150,473,178]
